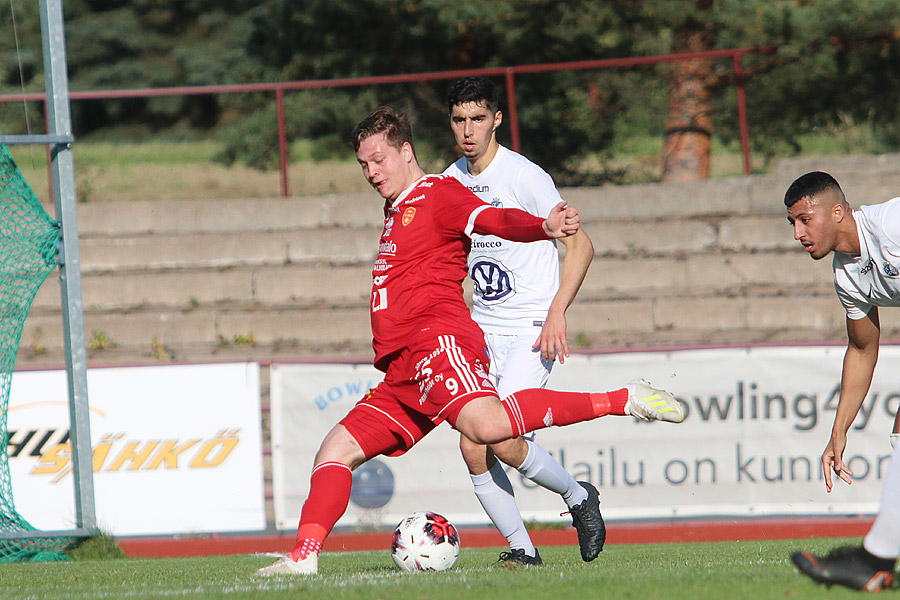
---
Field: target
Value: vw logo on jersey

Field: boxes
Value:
[471,259,513,302]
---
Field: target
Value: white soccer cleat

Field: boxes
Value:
[254,553,318,576]
[624,380,684,423]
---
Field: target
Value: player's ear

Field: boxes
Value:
[832,201,846,222]
[493,111,503,131]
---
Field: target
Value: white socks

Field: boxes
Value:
[471,460,535,556]
[517,439,588,509]
[864,443,900,560]
[470,439,589,557]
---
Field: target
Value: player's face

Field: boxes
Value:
[356,132,415,201]
[787,194,841,260]
[450,101,501,162]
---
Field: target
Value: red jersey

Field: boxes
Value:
[370,175,493,371]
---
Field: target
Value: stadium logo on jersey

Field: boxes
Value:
[467,184,489,193]
[471,259,514,302]
[884,261,899,277]
[402,207,417,226]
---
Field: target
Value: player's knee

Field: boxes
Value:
[490,436,529,469]
[463,421,508,445]
[459,435,492,474]
[455,396,511,445]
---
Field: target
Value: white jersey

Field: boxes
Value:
[833,198,900,320]
[444,145,562,334]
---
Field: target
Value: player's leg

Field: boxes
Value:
[459,333,541,564]
[493,436,605,561]
[257,382,435,577]
[892,402,900,448]
[460,435,542,564]
[454,380,684,445]
[487,335,602,561]
[255,424,364,576]
[493,339,591,509]
[863,441,900,561]
[790,443,900,591]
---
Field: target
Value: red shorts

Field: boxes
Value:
[340,334,496,458]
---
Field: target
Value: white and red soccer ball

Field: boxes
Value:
[391,511,460,572]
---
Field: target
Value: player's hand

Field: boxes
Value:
[822,433,853,493]
[543,201,580,238]
[533,310,569,363]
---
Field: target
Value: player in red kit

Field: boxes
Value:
[255,106,684,576]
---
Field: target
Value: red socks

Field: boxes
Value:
[289,461,352,561]
[501,388,628,437]
[589,389,629,417]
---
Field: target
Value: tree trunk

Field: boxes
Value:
[662,25,715,183]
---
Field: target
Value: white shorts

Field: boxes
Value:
[485,332,553,441]
[484,332,554,398]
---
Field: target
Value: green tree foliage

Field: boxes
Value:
[3,1,900,181]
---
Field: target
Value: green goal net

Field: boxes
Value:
[0,144,72,561]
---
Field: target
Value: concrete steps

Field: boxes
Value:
[17,154,900,368]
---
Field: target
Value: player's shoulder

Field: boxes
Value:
[429,173,471,192]
[859,197,900,240]
[406,175,472,204]
[499,146,549,174]
[500,147,556,187]
[442,157,467,178]
[410,174,460,193]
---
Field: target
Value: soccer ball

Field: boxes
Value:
[391,511,460,572]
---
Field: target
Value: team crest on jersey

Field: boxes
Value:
[491,199,501,207]
[885,261,900,277]
[402,207,416,226]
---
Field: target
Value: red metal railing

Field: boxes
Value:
[1,46,772,197]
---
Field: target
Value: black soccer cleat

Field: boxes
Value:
[791,546,896,592]
[567,481,606,562]
[497,547,543,567]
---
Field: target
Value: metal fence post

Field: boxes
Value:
[504,69,521,154]
[733,53,752,176]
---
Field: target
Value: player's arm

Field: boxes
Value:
[471,201,579,241]
[535,227,594,363]
[823,308,880,492]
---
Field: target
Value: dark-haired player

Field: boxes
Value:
[784,171,900,592]
[443,76,600,566]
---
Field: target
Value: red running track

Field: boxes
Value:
[117,516,874,558]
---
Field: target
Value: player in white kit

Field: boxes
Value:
[444,76,600,565]
[784,171,900,592]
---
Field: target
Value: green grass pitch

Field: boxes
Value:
[0,538,884,599]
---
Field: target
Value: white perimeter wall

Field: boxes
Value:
[271,347,900,531]
[8,347,898,536]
